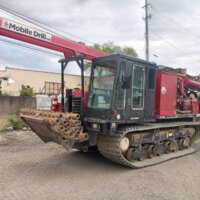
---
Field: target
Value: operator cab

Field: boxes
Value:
[85,54,157,135]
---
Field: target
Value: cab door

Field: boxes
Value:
[144,68,156,121]
[114,61,126,120]
[125,61,145,122]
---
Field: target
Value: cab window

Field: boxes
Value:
[116,62,126,109]
[131,65,145,109]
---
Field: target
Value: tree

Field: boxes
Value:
[19,85,35,96]
[84,41,137,71]
[93,41,137,57]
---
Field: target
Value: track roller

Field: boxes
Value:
[97,123,200,169]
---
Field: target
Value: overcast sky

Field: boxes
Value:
[0,0,200,75]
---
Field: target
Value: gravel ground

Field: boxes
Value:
[0,130,200,200]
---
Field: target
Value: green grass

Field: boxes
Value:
[9,117,25,130]
[0,116,25,131]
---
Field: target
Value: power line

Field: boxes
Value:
[2,1,195,68]
[0,6,70,40]
[0,37,63,58]
[0,39,65,72]
[150,49,200,72]
[149,29,200,64]
[0,4,97,45]
[149,29,180,50]
[150,49,186,66]
[150,11,192,40]
[151,5,200,40]
[149,4,200,67]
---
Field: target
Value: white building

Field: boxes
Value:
[0,66,89,96]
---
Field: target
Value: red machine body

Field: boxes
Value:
[156,69,200,119]
[51,95,59,111]
[156,71,177,117]
[72,90,88,112]
[51,89,88,112]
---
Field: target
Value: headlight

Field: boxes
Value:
[111,123,116,129]
[92,123,99,129]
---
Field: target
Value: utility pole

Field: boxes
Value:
[142,0,151,61]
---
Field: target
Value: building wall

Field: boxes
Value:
[0,67,89,96]
[0,96,36,115]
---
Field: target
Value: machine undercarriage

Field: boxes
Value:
[21,109,200,168]
[98,122,200,168]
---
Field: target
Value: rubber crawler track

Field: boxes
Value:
[97,121,200,169]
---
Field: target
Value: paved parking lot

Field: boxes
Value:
[0,130,200,200]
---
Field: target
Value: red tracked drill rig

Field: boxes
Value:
[1,17,200,168]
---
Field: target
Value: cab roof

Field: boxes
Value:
[93,54,157,69]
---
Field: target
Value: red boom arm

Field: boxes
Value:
[182,75,200,92]
[0,17,107,61]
